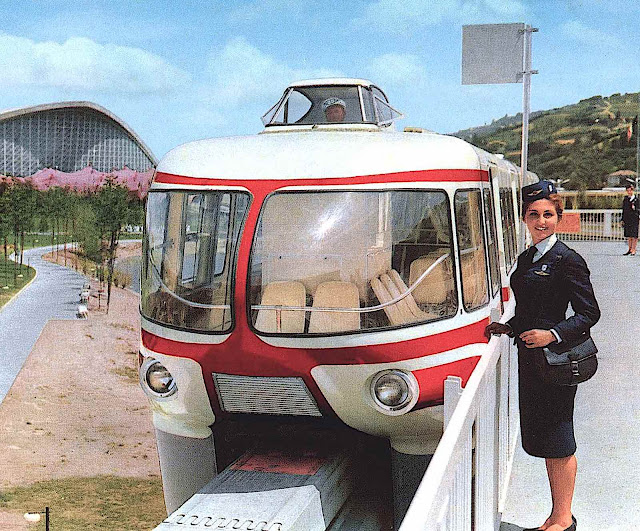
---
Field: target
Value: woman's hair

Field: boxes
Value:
[522,193,564,220]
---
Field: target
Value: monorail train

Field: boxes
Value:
[139,78,536,523]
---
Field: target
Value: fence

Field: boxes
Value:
[557,209,624,242]
[399,328,519,531]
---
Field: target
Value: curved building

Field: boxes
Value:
[0,101,156,177]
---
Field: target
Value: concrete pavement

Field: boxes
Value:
[0,246,88,402]
[501,241,640,530]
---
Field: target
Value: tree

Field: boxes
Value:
[7,183,37,273]
[92,177,136,313]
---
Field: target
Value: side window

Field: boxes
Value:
[361,87,375,123]
[499,187,516,269]
[483,188,500,296]
[455,190,489,311]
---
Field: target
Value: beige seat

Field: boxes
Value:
[387,270,437,321]
[409,249,451,306]
[254,281,306,333]
[372,270,436,326]
[308,281,360,333]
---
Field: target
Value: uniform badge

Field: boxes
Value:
[533,264,550,276]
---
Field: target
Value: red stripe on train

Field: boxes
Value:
[154,168,489,188]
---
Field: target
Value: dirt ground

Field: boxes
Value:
[0,242,159,529]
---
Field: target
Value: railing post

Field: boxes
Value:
[604,211,613,238]
[444,376,463,428]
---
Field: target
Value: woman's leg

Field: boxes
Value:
[540,455,577,530]
[631,237,638,254]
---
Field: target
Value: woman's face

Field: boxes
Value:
[524,198,559,244]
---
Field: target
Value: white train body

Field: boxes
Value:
[138,78,535,513]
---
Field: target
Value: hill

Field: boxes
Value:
[452,92,639,190]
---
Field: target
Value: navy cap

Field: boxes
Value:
[522,180,557,203]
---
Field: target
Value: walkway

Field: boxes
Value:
[0,246,87,402]
[501,241,640,530]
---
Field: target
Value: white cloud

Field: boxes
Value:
[561,20,621,48]
[204,37,341,106]
[0,33,191,93]
[368,54,427,87]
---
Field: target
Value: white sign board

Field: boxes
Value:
[462,23,525,85]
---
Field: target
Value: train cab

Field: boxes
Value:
[139,78,534,515]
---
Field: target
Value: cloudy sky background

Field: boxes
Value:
[1,0,638,159]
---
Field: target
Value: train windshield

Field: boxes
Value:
[248,190,458,335]
[141,190,250,333]
[261,85,402,127]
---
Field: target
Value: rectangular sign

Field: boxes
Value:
[462,23,525,85]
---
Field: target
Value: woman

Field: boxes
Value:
[485,180,600,531]
[621,183,639,255]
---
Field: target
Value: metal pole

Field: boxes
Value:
[519,25,538,246]
[45,506,50,531]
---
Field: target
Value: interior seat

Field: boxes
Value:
[408,249,451,306]
[254,281,306,333]
[308,281,360,333]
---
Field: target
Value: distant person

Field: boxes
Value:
[322,98,346,123]
[485,180,600,531]
[621,183,639,255]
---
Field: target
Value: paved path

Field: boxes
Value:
[0,246,87,402]
[501,241,640,531]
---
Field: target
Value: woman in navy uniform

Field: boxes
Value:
[485,180,600,531]
[621,183,639,255]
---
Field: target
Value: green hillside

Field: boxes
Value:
[453,92,639,190]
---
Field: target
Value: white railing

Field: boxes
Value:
[557,209,624,241]
[399,327,519,531]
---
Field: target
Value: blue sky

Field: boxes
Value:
[1,0,638,160]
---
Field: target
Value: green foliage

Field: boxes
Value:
[454,91,640,189]
[0,476,165,530]
[0,180,144,309]
[0,260,36,309]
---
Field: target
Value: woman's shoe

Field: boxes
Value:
[523,516,576,531]
[624,250,632,255]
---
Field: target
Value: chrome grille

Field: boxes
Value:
[212,373,322,417]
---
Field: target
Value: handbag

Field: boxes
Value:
[538,336,598,386]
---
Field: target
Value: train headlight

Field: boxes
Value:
[140,358,177,398]
[370,370,418,415]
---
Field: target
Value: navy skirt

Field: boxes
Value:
[518,346,577,458]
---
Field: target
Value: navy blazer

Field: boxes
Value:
[508,240,600,344]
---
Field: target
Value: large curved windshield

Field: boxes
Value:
[141,190,250,333]
[248,190,457,335]
[261,85,402,127]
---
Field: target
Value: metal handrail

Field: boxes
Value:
[251,252,450,314]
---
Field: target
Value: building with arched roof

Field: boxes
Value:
[0,101,156,177]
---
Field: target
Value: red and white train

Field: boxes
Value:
[139,78,535,517]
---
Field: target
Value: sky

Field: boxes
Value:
[1,0,638,160]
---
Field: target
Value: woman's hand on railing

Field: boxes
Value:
[484,322,513,340]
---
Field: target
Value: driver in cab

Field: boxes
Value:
[322,97,346,123]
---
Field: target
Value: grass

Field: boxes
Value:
[0,259,36,310]
[0,476,166,530]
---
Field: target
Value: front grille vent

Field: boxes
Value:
[212,373,322,417]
